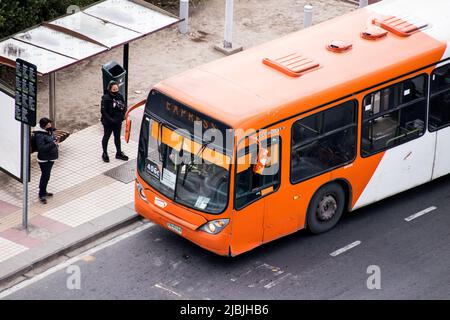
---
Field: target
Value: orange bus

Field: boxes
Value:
[125,0,450,256]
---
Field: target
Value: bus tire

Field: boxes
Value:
[307,183,345,234]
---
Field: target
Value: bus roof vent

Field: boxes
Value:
[372,15,428,37]
[326,40,353,53]
[262,53,320,77]
[361,26,388,40]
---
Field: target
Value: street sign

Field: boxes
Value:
[14,58,36,230]
[15,59,37,127]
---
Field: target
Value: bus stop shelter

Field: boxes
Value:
[0,0,181,128]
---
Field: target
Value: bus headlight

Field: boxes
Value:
[136,180,148,203]
[199,219,229,235]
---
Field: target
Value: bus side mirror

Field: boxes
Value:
[125,118,132,143]
[253,147,269,175]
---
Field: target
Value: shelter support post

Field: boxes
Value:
[123,43,129,107]
[49,72,56,127]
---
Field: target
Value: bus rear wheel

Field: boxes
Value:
[307,183,345,234]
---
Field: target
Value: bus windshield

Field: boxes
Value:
[137,91,232,214]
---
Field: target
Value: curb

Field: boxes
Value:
[0,203,141,287]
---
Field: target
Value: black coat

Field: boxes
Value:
[35,129,59,161]
[101,92,127,127]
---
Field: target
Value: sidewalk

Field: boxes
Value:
[0,115,143,284]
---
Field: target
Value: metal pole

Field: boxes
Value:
[49,72,56,126]
[179,0,189,34]
[304,5,313,28]
[224,0,234,48]
[123,43,129,106]
[22,123,29,230]
[359,0,369,7]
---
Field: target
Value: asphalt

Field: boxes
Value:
[2,174,450,300]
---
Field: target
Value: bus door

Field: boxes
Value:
[258,130,298,243]
[231,136,266,255]
[232,129,293,251]
[429,64,450,179]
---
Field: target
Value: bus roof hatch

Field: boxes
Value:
[262,53,320,78]
[372,15,428,37]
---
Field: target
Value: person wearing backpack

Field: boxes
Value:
[34,117,59,204]
[100,81,128,162]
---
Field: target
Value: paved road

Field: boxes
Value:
[3,175,450,300]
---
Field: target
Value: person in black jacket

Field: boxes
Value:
[34,117,59,204]
[101,81,129,162]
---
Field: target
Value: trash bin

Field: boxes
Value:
[102,61,127,99]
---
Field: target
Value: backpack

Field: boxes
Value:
[30,132,38,154]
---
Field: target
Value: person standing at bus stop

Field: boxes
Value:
[101,81,129,162]
[34,117,59,204]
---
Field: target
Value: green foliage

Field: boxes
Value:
[0,0,91,39]
[0,0,203,40]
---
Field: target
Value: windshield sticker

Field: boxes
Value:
[160,168,176,190]
[195,196,210,210]
[146,161,161,180]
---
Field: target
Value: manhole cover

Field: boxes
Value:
[104,159,137,183]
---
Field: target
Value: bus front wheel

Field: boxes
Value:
[307,183,345,234]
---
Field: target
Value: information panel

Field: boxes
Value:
[15,59,37,127]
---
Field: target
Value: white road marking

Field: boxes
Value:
[154,283,182,297]
[330,241,361,257]
[0,222,154,299]
[264,273,292,289]
[405,206,437,222]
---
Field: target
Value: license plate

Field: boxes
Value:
[167,223,182,235]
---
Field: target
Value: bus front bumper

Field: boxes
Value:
[135,191,231,256]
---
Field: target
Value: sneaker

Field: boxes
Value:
[102,152,110,163]
[45,192,53,197]
[115,151,129,161]
[39,197,47,204]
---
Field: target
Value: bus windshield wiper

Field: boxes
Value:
[182,137,214,185]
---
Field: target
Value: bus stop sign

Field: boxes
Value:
[15,59,37,127]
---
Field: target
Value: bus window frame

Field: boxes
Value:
[289,99,358,185]
[360,73,429,158]
[428,64,450,132]
[233,134,282,211]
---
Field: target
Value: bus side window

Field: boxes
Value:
[361,74,427,156]
[291,100,357,183]
[235,136,281,210]
[429,64,450,131]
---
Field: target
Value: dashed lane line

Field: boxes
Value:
[330,241,362,257]
[405,206,437,222]
[154,283,182,297]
